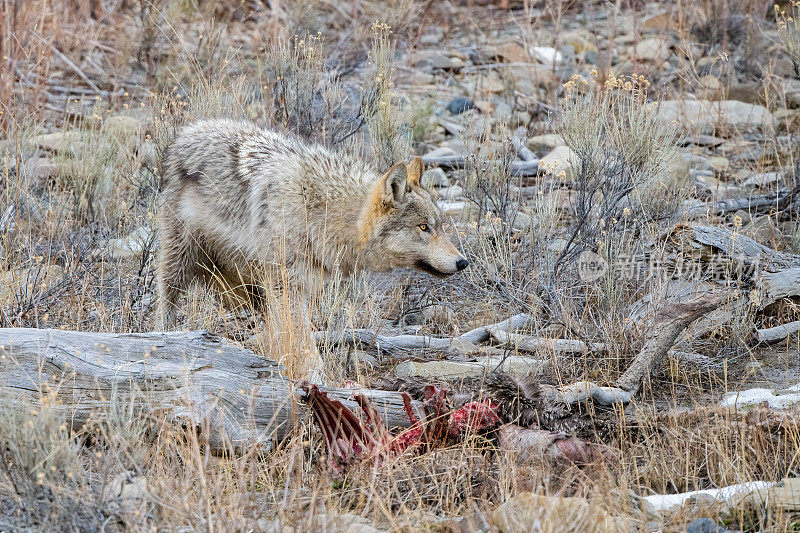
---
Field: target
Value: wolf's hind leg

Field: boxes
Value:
[157,224,201,329]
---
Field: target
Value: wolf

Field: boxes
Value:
[157,118,468,332]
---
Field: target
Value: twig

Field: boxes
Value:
[50,45,102,94]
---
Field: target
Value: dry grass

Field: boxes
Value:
[2,0,800,531]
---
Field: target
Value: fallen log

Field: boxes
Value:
[486,328,607,354]
[755,320,800,343]
[313,313,536,353]
[0,328,423,453]
[616,292,727,395]
[682,191,787,220]
[422,153,540,177]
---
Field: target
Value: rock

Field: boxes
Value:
[30,131,90,155]
[685,517,726,533]
[102,471,148,515]
[489,41,529,63]
[439,200,469,217]
[643,10,677,31]
[731,210,752,226]
[511,211,533,232]
[538,145,578,181]
[104,114,144,139]
[634,37,670,62]
[741,171,782,188]
[698,75,724,100]
[106,226,154,260]
[447,96,475,114]
[741,477,800,511]
[743,216,785,249]
[656,100,774,134]
[439,184,463,201]
[463,73,505,95]
[396,356,545,380]
[409,50,464,71]
[20,157,57,188]
[422,167,449,187]
[526,134,562,152]
[504,63,557,93]
[529,46,562,65]
[562,30,598,54]
[425,147,458,159]
[492,493,625,533]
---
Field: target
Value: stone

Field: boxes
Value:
[742,477,800,511]
[656,100,775,134]
[562,30,598,54]
[422,167,449,187]
[490,41,529,63]
[106,226,154,260]
[741,171,782,188]
[526,134,562,152]
[492,493,626,533]
[504,63,557,93]
[104,114,144,139]
[698,75,724,100]
[634,37,670,62]
[511,211,533,232]
[529,46,562,65]
[425,147,458,159]
[409,50,464,71]
[743,216,785,249]
[463,73,506,95]
[447,96,475,114]
[102,471,148,515]
[538,145,578,181]
[30,131,90,154]
[20,157,57,188]
[685,517,725,533]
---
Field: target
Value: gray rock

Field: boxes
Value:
[685,517,726,533]
[447,96,474,114]
[422,167,449,187]
[107,226,154,260]
[657,100,775,134]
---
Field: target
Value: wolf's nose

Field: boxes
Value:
[456,259,469,271]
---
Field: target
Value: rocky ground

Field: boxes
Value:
[2,1,800,531]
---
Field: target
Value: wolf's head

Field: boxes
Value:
[358,157,468,277]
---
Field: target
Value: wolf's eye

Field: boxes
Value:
[418,223,430,233]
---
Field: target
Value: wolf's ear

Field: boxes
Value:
[406,156,423,188]
[379,162,408,207]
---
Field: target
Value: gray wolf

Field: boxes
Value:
[157,118,468,332]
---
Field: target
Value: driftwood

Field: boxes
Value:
[314,313,536,353]
[683,192,787,220]
[616,292,727,394]
[486,328,607,354]
[670,223,800,272]
[755,321,800,343]
[422,153,540,177]
[0,328,423,453]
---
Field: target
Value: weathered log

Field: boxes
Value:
[314,313,536,353]
[486,327,607,354]
[755,320,800,343]
[759,268,800,307]
[0,328,422,453]
[422,153,540,176]
[670,223,800,272]
[682,192,787,220]
[616,292,727,394]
